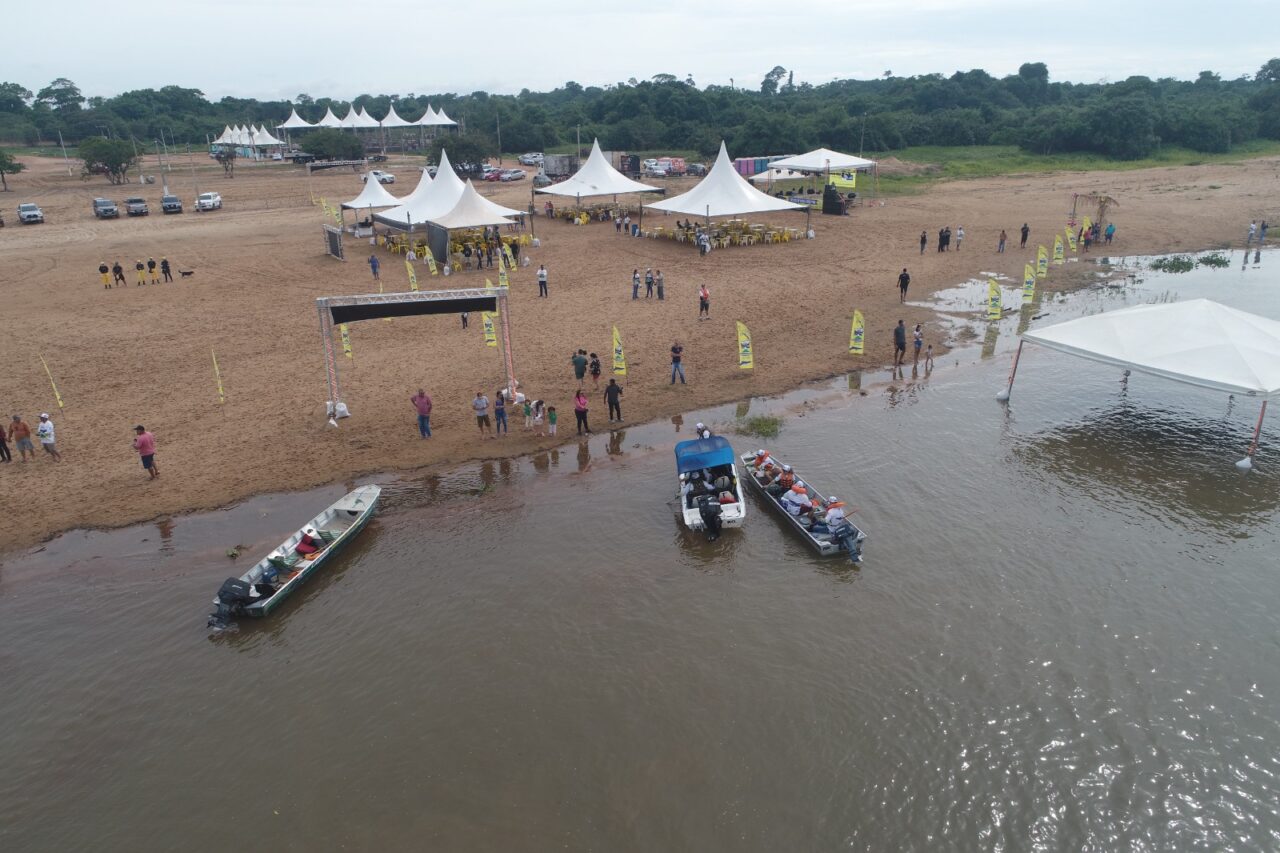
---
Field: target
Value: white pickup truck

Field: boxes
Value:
[18,202,45,224]
[195,192,223,211]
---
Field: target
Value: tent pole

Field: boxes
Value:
[1238,400,1268,469]
[318,301,342,424]
[996,340,1024,402]
[498,287,516,397]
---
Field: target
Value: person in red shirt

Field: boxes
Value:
[133,425,159,479]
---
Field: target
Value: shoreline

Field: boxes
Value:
[0,251,1197,559]
[4,153,1275,560]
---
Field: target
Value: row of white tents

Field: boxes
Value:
[279,104,457,130]
[213,124,286,148]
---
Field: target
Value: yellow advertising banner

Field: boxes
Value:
[612,326,626,375]
[736,322,754,370]
[848,310,865,355]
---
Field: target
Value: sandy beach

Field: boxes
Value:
[1,152,1276,554]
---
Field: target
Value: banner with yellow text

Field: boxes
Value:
[1022,264,1036,303]
[1037,245,1049,277]
[482,312,497,347]
[987,279,1002,320]
[340,323,352,359]
[1065,227,1077,252]
[405,260,418,291]
[1053,235,1065,264]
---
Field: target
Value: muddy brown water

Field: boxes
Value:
[2,252,1277,851]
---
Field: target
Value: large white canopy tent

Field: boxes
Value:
[646,141,805,220]
[415,105,439,126]
[340,172,402,210]
[374,149,466,230]
[1001,298,1280,468]
[316,107,343,128]
[433,106,457,127]
[429,180,524,229]
[380,104,414,128]
[535,138,661,200]
[251,125,285,147]
[277,108,314,130]
[354,107,380,129]
[767,147,877,175]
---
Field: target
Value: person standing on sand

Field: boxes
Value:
[912,323,923,366]
[589,353,602,388]
[133,425,159,479]
[656,270,665,301]
[537,264,548,297]
[0,420,10,463]
[147,258,159,284]
[632,269,641,300]
[604,378,624,422]
[1247,221,1256,245]
[698,284,710,319]
[574,389,591,435]
[998,230,1007,253]
[1020,223,1030,249]
[898,268,911,303]
[571,350,588,386]
[368,254,380,281]
[893,320,907,366]
[10,415,33,462]
[99,262,111,289]
[493,391,508,437]
[161,258,172,283]
[460,312,469,329]
[670,341,686,384]
[473,391,492,439]
[411,388,433,438]
[112,261,126,286]
[645,268,655,298]
[135,259,146,286]
[937,227,945,252]
[35,413,61,462]
[920,230,927,254]
[956,226,964,252]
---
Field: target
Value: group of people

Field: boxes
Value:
[918,223,1035,254]
[0,414,159,479]
[893,319,932,369]
[469,387,557,440]
[1246,220,1269,245]
[98,258,175,288]
[1077,221,1116,252]
[631,268,666,300]
[746,449,853,536]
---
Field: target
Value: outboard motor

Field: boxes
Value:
[696,495,723,542]
[830,521,863,563]
[208,577,253,630]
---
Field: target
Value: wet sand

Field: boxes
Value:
[2,152,1276,553]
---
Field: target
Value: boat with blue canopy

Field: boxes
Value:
[674,436,746,540]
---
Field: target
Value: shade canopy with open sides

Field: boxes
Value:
[535,139,661,199]
[767,147,877,174]
[1001,298,1280,468]
[646,141,805,218]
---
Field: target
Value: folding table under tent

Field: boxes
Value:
[999,299,1280,468]
[646,141,806,224]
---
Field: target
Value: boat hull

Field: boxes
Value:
[740,455,866,561]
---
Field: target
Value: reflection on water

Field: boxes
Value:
[1,251,1278,852]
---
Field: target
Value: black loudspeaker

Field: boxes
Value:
[821,185,845,215]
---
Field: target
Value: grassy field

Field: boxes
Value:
[869,141,1280,195]
[3,144,78,158]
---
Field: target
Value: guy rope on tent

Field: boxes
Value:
[316,286,515,426]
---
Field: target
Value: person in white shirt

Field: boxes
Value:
[781,483,811,516]
[536,264,548,297]
[35,413,61,462]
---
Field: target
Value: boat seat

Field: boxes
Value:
[268,552,302,572]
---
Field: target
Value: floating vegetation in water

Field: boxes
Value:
[1149,255,1195,273]
[735,415,783,439]
[1196,252,1230,268]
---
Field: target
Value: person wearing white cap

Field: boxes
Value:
[35,413,61,462]
[694,422,711,439]
[765,463,793,496]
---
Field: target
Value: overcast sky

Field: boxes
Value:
[12,0,1278,101]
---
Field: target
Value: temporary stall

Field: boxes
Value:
[1002,298,1280,467]
[374,149,466,231]
[646,142,805,219]
[535,139,661,200]
[767,147,877,175]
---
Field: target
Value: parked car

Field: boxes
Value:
[642,167,667,177]
[17,202,45,224]
[686,163,708,177]
[500,168,527,182]
[362,170,395,184]
[481,164,499,175]
[518,152,544,166]
[92,198,119,219]
[124,196,150,216]
[532,171,552,187]
[642,158,659,171]
[195,192,223,211]
[367,153,388,162]
[291,152,316,164]
[161,194,183,214]
[271,152,284,161]
[483,169,504,182]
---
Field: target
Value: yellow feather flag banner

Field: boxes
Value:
[503,243,516,268]
[1037,245,1049,277]
[405,259,418,291]
[332,208,342,226]
[425,253,438,275]
[340,323,353,359]
[1053,235,1065,264]
[1083,216,1093,233]
[481,312,498,347]
[1022,264,1037,303]
[38,354,65,410]
[849,310,866,355]
[611,326,627,375]
[986,279,1002,320]
[736,321,754,370]
[211,349,226,404]
[498,268,509,288]
[1065,226,1077,252]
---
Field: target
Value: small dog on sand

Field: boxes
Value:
[179,270,195,278]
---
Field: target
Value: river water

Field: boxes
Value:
[2,250,1277,852]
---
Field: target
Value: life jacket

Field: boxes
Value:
[778,471,795,489]
[753,452,770,468]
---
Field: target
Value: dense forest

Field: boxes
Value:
[3,60,1280,161]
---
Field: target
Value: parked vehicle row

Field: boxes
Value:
[518,152,544,166]
[11,192,216,226]
[481,165,527,182]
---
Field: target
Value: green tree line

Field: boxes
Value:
[3,60,1280,161]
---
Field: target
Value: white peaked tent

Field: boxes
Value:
[646,142,805,218]
[393,168,435,208]
[338,106,359,128]
[252,125,285,147]
[535,138,660,199]
[214,126,234,144]
[380,104,413,128]
[434,106,457,126]
[316,107,343,128]
[341,172,402,210]
[415,105,440,126]
[278,108,314,130]
[1004,298,1280,467]
[767,147,877,174]
[430,180,524,229]
[354,107,380,128]
[375,149,467,228]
